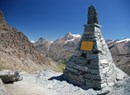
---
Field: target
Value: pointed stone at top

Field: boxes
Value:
[87,5,98,24]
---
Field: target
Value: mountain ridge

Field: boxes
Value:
[34,33,130,75]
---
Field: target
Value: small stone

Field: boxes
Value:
[97,87,110,95]
[107,82,115,86]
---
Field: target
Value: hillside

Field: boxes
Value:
[34,32,81,63]
[0,11,54,72]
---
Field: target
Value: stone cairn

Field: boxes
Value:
[63,5,117,90]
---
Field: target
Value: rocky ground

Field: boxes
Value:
[2,70,130,95]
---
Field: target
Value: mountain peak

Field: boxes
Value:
[65,32,72,37]
[38,37,49,42]
[36,37,51,45]
[63,32,81,41]
[68,32,72,35]
[63,32,74,41]
[39,37,46,41]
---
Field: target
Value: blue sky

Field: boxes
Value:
[0,0,130,41]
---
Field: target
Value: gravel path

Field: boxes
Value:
[5,71,58,95]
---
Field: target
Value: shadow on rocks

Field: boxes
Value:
[48,74,83,88]
[48,74,110,95]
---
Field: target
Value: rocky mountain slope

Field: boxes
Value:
[34,38,52,57]
[0,11,55,71]
[34,33,130,75]
[106,39,130,75]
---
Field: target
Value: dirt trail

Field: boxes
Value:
[5,81,55,95]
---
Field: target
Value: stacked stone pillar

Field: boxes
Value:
[63,5,117,90]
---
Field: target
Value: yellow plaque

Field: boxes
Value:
[80,41,94,51]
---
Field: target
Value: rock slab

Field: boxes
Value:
[0,70,22,83]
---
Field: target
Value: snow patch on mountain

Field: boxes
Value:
[66,38,75,42]
[71,34,81,38]
[116,38,130,43]
[31,40,36,43]
[68,32,81,38]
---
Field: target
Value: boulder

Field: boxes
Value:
[0,70,22,83]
